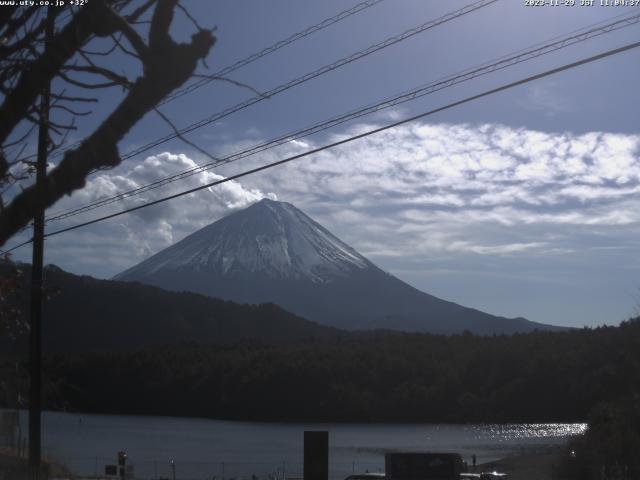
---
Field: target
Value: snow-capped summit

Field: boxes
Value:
[116,199,562,334]
[116,199,371,283]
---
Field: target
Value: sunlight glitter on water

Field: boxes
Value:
[25,411,588,479]
[468,423,587,441]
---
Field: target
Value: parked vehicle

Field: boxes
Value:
[344,473,386,480]
[385,453,466,480]
[461,471,508,479]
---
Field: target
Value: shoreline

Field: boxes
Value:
[477,445,566,480]
[0,447,71,480]
[2,447,569,480]
[3,407,589,427]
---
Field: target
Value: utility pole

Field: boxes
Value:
[29,7,53,480]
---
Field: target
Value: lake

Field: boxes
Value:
[19,411,585,479]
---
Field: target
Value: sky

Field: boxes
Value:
[4,0,640,328]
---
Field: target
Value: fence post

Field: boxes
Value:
[17,419,22,455]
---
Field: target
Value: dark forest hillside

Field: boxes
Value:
[3,319,635,423]
[0,262,344,353]
[2,261,637,423]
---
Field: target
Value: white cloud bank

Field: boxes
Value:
[43,152,277,270]
[37,122,640,271]
[226,122,640,262]
[11,120,638,327]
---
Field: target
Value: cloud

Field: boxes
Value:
[213,120,640,266]
[11,121,639,297]
[38,152,277,272]
[519,80,572,117]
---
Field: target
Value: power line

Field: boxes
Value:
[42,0,505,221]
[42,0,501,220]
[161,0,385,105]
[3,0,498,241]
[94,0,500,163]
[44,11,640,223]
[3,38,638,255]
[35,0,385,162]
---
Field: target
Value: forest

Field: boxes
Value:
[2,318,638,423]
[0,262,343,354]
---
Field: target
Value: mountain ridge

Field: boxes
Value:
[0,260,345,353]
[116,199,372,283]
[116,199,564,335]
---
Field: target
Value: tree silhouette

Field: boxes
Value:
[0,0,216,246]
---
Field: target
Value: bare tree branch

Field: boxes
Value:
[0,0,216,246]
[0,1,117,145]
[153,107,219,164]
[192,74,270,98]
[110,32,142,60]
[126,0,158,23]
[0,16,46,59]
[0,8,39,45]
[50,105,92,117]
[177,2,204,31]
[63,64,134,88]
[107,12,149,60]
[79,41,119,57]
[1,122,38,149]
[50,94,99,103]
[58,70,129,90]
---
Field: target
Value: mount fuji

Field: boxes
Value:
[115,199,560,334]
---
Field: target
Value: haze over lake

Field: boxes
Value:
[29,411,585,479]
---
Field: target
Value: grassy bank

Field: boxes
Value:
[0,447,71,480]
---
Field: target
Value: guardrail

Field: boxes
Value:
[62,458,384,480]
